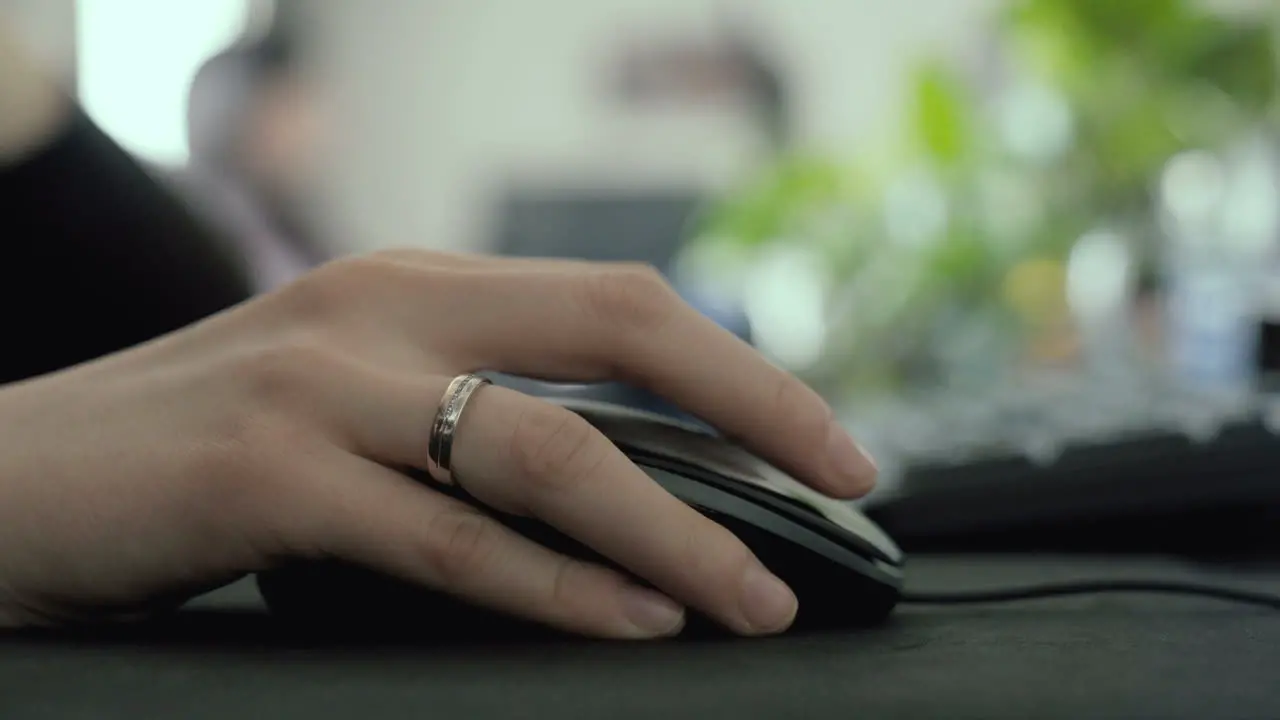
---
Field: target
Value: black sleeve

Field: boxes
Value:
[0,109,253,384]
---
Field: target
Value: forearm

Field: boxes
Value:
[0,23,72,166]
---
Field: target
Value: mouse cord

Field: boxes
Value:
[900,579,1280,611]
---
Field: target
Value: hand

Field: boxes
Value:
[0,252,877,638]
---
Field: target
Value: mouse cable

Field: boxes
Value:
[900,579,1280,611]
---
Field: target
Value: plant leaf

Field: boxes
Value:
[911,63,975,168]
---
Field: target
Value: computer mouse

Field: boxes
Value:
[256,398,904,637]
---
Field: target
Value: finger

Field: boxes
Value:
[373,248,594,273]
[419,263,876,498]
[284,449,688,639]
[334,373,800,636]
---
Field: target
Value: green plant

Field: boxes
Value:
[691,0,1278,396]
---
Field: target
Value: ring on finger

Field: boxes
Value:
[427,373,491,486]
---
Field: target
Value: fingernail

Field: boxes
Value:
[739,564,797,634]
[621,587,686,637]
[826,422,877,491]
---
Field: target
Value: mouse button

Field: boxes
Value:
[610,421,893,543]
[561,399,903,564]
[753,465,903,563]
[635,432,903,565]
[586,413,771,486]
[596,421,905,565]
[637,454,900,567]
[560,398,784,487]
[669,478,906,598]
[556,397,711,437]
[722,477,901,566]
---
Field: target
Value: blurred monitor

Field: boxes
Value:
[488,188,746,421]
[491,189,701,274]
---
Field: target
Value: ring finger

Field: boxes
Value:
[334,369,800,636]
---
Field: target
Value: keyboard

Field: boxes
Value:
[854,376,1280,556]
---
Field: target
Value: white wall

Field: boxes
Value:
[1,0,1003,254]
[304,0,1002,255]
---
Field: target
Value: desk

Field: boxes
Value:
[3,556,1279,720]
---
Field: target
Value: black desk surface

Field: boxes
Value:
[3,555,1279,720]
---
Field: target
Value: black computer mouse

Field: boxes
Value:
[256,399,904,638]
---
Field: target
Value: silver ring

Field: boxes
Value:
[427,374,491,485]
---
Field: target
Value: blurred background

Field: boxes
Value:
[5,0,1280,549]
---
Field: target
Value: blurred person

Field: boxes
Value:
[0,23,876,639]
[169,34,330,292]
[0,27,254,386]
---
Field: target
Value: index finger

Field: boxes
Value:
[435,263,877,498]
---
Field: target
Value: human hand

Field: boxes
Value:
[0,252,876,638]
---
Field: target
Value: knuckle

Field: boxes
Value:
[277,259,364,320]
[578,263,678,332]
[190,411,310,528]
[769,373,829,443]
[368,247,456,268]
[367,248,425,264]
[234,338,342,413]
[184,343,358,543]
[509,406,607,495]
[549,556,590,608]
[683,519,751,583]
[203,340,352,517]
[277,255,409,323]
[422,510,502,585]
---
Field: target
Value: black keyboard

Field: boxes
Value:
[857,380,1280,556]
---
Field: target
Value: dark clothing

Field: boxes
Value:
[0,110,253,385]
